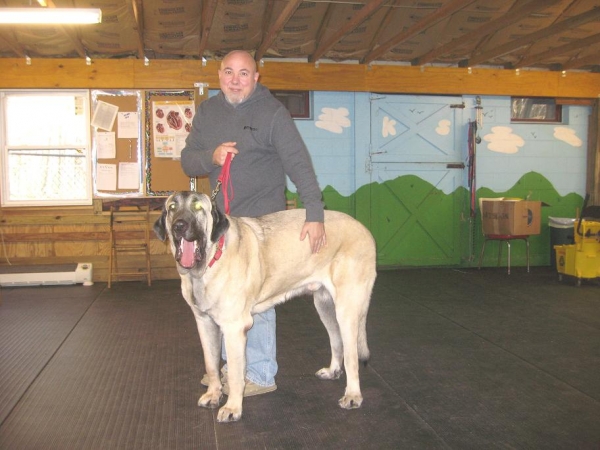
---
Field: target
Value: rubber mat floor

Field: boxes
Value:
[0,267,599,449]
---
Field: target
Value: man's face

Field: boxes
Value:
[218,52,259,105]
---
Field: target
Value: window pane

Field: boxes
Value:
[7,149,88,201]
[5,95,87,146]
[511,97,560,122]
[1,90,91,206]
[271,90,312,119]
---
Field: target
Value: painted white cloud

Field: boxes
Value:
[382,116,397,137]
[436,119,451,136]
[554,126,582,147]
[483,126,524,154]
[315,107,351,134]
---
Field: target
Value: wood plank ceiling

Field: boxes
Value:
[0,0,598,73]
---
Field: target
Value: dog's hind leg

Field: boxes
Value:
[194,311,224,409]
[335,282,373,410]
[313,287,344,380]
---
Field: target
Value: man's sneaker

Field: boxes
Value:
[200,368,227,387]
[223,379,277,397]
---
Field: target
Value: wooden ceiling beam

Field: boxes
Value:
[0,32,25,58]
[3,58,600,99]
[255,0,303,62]
[313,3,336,55]
[198,0,219,60]
[466,7,600,67]
[58,27,86,59]
[44,0,86,58]
[412,0,563,66]
[364,0,399,59]
[129,0,145,60]
[308,0,388,63]
[562,53,600,71]
[0,0,25,57]
[515,33,600,68]
[361,0,477,65]
[259,0,276,56]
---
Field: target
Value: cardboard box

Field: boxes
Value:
[481,199,542,236]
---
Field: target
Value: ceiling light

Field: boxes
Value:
[0,8,102,25]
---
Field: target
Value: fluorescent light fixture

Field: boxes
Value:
[0,8,102,25]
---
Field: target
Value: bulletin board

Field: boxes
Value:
[91,90,143,197]
[145,89,206,196]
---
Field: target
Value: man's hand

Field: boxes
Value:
[300,222,327,254]
[212,142,239,166]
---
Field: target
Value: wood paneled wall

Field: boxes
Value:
[0,207,178,282]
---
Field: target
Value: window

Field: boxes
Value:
[511,97,562,123]
[271,90,312,119]
[1,90,92,207]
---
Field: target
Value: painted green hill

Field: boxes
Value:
[288,171,584,267]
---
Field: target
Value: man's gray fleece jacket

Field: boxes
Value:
[180,83,324,222]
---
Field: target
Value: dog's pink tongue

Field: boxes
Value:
[180,239,196,268]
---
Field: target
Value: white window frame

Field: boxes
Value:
[0,89,92,207]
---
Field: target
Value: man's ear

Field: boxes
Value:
[210,201,229,242]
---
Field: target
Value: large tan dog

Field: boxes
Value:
[154,191,376,423]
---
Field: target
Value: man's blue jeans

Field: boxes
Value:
[222,307,278,387]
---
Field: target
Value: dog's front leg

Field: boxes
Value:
[216,320,250,423]
[194,311,223,409]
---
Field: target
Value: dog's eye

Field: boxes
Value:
[168,203,177,211]
[193,201,203,211]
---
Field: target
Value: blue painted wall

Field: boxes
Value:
[467,95,588,198]
[209,88,589,202]
[211,88,591,267]
[296,92,589,205]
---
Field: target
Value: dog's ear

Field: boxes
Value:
[153,209,168,241]
[210,200,229,242]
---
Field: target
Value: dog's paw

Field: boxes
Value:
[315,367,343,380]
[338,394,363,409]
[217,405,242,423]
[198,391,222,409]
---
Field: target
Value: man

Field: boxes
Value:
[180,50,326,396]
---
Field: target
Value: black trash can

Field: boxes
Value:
[549,217,576,268]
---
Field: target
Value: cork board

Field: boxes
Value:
[91,90,143,197]
[145,89,209,196]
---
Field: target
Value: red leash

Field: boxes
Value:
[208,152,233,267]
[218,151,234,215]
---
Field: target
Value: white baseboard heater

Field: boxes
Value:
[0,263,93,287]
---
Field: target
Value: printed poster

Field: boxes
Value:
[152,101,194,158]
